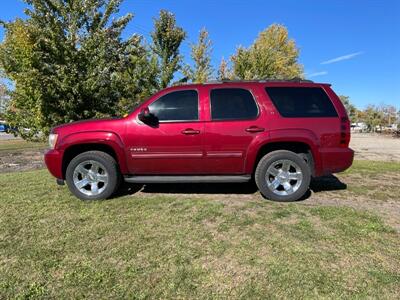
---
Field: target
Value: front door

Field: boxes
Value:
[126,89,204,174]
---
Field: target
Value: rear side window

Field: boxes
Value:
[149,90,198,121]
[265,87,338,118]
[210,88,258,120]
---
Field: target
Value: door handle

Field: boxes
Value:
[181,128,200,135]
[245,126,265,133]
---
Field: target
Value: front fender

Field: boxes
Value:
[57,131,129,174]
[244,129,321,175]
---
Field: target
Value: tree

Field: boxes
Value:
[184,28,213,83]
[151,10,186,88]
[0,0,151,139]
[0,81,9,117]
[339,95,358,123]
[231,24,303,80]
[364,105,384,132]
[117,45,159,114]
[380,104,397,127]
[217,57,232,80]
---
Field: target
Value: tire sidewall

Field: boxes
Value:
[66,151,119,201]
[255,150,311,202]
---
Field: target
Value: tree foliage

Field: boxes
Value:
[151,10,186,88]
[217,57,232,80]
[231,24,303,80]
[339,95,358,123]
[0,0,153,139]
[184,28,213,83]
[0,81,9,117]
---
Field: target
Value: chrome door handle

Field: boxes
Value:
[181,128,200,135]
[245,126,265,133]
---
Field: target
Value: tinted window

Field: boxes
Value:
[265,87,338,118]
[211,88,258,120]
[149,90,198,121]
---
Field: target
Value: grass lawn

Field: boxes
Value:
[0,161,399,298]
[0,139,47,152]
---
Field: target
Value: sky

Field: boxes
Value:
[0,0,399,109]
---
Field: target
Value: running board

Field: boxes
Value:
[124,175,251,184]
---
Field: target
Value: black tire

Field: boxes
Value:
[255,150,311,202]
[65,151,120,201]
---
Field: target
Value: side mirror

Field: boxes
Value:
[138,107,159,127]
[138,107,151,122]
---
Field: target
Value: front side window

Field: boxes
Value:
[265,87,338,118]
[210,88,258,120]
[149,90,198,121]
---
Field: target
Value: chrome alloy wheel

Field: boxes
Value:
[72,160,109,196]
[265,159,303,196]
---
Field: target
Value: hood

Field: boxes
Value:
[52,118,124,135]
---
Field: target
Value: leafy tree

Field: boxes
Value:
[397,109,400,128]
[339,95,358,123]
[0,81,9,117]
[184,28,213,83]
[151,10,186,88]
[0,0,150,139]
[117,45,159,114]
[217,57,232,80]
[231,24,303,80]
[363,105,384,132]
[380,104,397,127]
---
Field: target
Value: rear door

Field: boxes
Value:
[203,86,266,174]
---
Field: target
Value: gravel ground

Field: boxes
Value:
[0,132,19,140]
[350,132,400,161]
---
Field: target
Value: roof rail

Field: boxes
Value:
[173,77,314,86]
[205,77,314,84]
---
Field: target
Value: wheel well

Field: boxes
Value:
[62,144,119,179]
[254,142,314,175]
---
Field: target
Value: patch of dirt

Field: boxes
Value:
[132,172,400,232]
[0,149,45,173]
[350,133,400,161]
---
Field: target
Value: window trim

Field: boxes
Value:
[148,89,200,123]
[209,87,260,122]
[264,86,339,118]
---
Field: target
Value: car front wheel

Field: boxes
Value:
[255,150,311,202]
[65,151,119,200]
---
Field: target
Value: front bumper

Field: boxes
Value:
[44,149,63,179]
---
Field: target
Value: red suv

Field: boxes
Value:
[44,80,354,201]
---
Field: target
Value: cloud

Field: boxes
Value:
[321,51,363,65]
[307,71,328,78]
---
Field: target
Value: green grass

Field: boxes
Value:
[343,160,400,175]
[0,139,47,152]
[1,165,399,299]
[333,160,400,201]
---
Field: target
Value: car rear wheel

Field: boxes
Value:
[66,151,119,200]
[255,150,311,202]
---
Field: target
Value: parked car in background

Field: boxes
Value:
[0,121,10,132]
[0,121,17,133]
[44,79,354,202]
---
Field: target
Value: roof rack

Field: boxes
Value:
[207,77,313,84]
[172,77,314,86]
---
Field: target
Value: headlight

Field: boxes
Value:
[48,133,58,149]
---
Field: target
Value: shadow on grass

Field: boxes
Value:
[310,175,347,193]
[114,175,347,201]
[114,181,258,197]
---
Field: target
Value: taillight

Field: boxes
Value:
[340,116,350,147]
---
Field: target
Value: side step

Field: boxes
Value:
[124,175,251,184]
